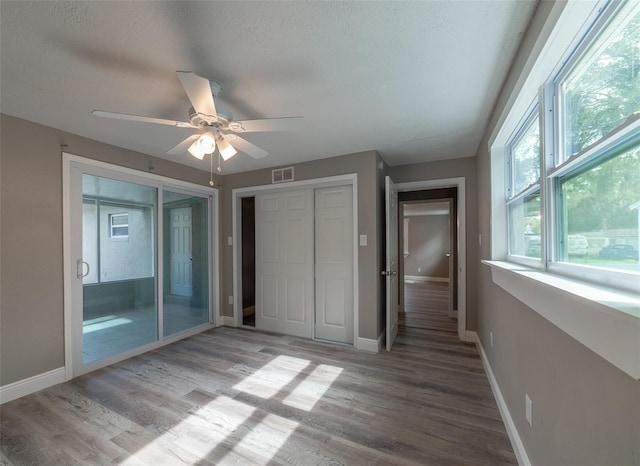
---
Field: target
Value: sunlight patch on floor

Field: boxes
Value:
[82,316,132,334]
[283,364,343,411]
[230,413,297,464]
[120,355,345,465]
[120,395,255,465]
[232,355,311,399]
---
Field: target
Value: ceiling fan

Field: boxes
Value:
[92,71,304,162]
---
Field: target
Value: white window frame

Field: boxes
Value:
[62,152,221,380]
[109,213,129,238]
[486,0,640,380]
[505,104,543,268]
[545,0,640,292]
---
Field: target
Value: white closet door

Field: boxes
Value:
[314,186,354,343]
[255,190,314,338]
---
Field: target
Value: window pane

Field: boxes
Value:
[162,190,210,337]
[558,143,640,272]
[511,117,540,195]
[509,193,541,258]
[561,2,640,158]
[81,174,158,364]
[111,214,128,226]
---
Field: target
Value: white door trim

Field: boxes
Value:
[62,153,219,380]
[232,174,359,346]
[395,177,468,342]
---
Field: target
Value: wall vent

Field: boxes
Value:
[272,167,294,184]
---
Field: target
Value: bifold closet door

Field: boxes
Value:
[255,190,314,338]
[314,186,354,343]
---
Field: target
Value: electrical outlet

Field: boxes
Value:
[418,267,422,272]
[228,296,234,305]
[525,394,533,426]
[490,331,493,348]
[227,236,233,246]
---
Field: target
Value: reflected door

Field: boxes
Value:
[170,207,193,297]
[163,191,210,337]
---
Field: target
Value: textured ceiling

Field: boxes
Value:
[0,1,537,174]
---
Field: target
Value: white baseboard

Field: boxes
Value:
[0,367,66,405]
[473,331,531,466]
[219,315,235,327]
[463,330,477,343]
[404,275,450,283]
[357,330,384,352]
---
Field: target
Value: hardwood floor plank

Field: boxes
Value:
[1,294,515,466]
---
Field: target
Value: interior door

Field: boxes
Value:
[447,201,455,318]
[314,185,354,343]
[169,207,193,297]
[255,190,314,338]
[385,176,399,351]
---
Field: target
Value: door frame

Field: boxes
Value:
[395,177,468,342]
[399,198,455,318]
[62,153,220,380]
[231,174,359,345]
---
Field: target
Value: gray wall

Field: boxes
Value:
[403,214,450,279]
[390,157,477,329]
[475,1,640,464]
[0,114,220,386]
[219,150,384,341]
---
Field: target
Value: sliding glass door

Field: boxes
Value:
[162,190,209,337]
[82,175,158,364]
[66,157,216,376]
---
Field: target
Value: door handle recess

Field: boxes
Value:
[77,259,90,278]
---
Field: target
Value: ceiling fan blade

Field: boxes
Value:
[92,110,195,128]
[176,71,219,120]
[225,134,269,159]
[229,116,304,133]
[167,134,199,155]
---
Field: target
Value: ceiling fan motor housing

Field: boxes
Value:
[188,106,232,129]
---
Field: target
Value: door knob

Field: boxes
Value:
[381,270,390,276]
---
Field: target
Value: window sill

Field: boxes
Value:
[482,260,640,380]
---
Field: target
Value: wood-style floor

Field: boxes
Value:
[400,281,452,331]
[0,285,515,465]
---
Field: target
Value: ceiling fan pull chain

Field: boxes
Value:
[217,153,222,173]
[209,153,214,186]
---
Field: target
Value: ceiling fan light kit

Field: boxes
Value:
[187,132,216,160]
[92,71,304,169]
[217,137,238,161]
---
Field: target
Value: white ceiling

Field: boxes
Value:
[0,1,537,175]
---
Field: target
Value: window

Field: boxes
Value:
[503,0,640,292]
[506,110,541,260]
[109,213,129,238]
[558,0,640,161]
[489,0,640,380]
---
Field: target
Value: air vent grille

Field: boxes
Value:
[272,167,294,184]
